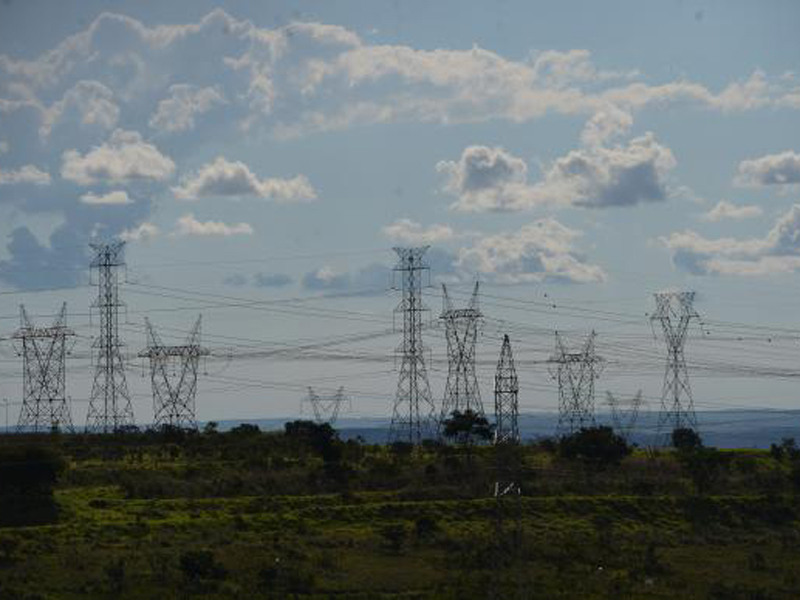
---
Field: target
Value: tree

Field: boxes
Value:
[672,427,703,452]
[559,426,631,469]
[441,410,493,446]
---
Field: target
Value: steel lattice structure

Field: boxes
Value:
[551,331,603,436]
[139,315,209,430]
[492,334,523,598]
[494,334,519,448]
[389,246,436,444]
[605,390,643,443]
[304,386,350,425]
[14,303,75,432]
[85,241,136,432]
[439,281,484,428]
[651,291,700,437]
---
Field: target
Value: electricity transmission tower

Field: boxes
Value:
[551,331,603,436]
[494,334,520,490]
[303,387,350,425]
[439,282,484,428]
[139,316,209,430]
[492,334,523,598]
[85,241,136,432]
[605,390,643,443]
[13,303,75,432]
[389,246,436,444]
[651,291,700,438]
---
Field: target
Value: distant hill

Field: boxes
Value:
[206,409,800,449]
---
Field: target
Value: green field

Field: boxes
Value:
[1,425,800,598]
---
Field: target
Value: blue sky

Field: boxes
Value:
[1,1,799,426]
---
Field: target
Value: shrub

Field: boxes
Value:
[672,427,703,452]
[559,426,631,469]
[179,549,227,583]
[379,523,408,553]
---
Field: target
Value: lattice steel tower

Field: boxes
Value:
[492,334,523,598]
[651,291,700,436]
[605,390,643,443]
[494,334,519,446]
[85,241,135,432]
[14,303,75,432]
[551,331,603,436]
[439,282,484,426]
[140,316,209,430]
[389,246,436,444]
[304,387,350,425]
[494,334,520,490]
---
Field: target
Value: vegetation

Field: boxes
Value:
[0,423,799,597]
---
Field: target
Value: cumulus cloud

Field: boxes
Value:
[120,221,158,241]
[40,80,119,138]
[662,204,800,275]
[735,150,800,187]
[149,84,225,133]
[302,265,351,290]
[0,164,51,185]
[302,262,391,293]
[223,273,248,287]
[174,213,253,236]
[0,9,797,145]
[700,200,762,222]
[254,272,292,287]
[172,156,317,202]
[61,129,175,184]
[382,218,455,245]
[80,190,133,205]
[439,132,675,212]
[456,219,606,284]
[580,105,633,147]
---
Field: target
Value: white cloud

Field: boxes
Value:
[149,84,225,133]
[382,218,455,245]
[0,140,9,154]
[456,218,606,284]
[172,156,317,202]
[662,204,800,275]
[0,164,51,185]
[61,129,175,185]
[735,150,800,187]
[174,213,253,236]
[40,80,119,138]
[580,105,633,147]
[80,190,133,205]
[700,200,762,222]
[120,222,159,241]
[440,132,675,212]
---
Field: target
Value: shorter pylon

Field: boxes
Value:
[551,331,603,436]
[14,303,75,432]
[139,315,209,430]
[304,387,350,425]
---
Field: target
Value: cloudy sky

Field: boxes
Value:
[1,1,799,425]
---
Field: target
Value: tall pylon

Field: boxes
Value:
[85,241,135,432]
[551,331,603,436]
[494,335,519,447]
[14,303,75,432]
[492,334,523,598]
[651,291,700,438]
[389,246,436,444]
[439,282,484,427]
[304,387,350,425]
[139,315,209,430]
[605,390,643,443]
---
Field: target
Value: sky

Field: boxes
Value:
[0,1,799,428]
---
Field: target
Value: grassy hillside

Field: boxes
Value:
[1,424,799,598]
